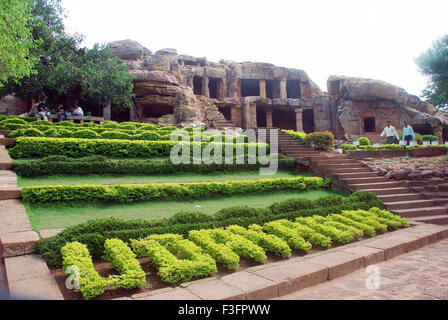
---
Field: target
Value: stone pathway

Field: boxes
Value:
[273,238,448,300]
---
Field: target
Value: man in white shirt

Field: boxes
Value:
[380,121,400,144]
[72,105,84,116]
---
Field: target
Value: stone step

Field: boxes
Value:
[340,176,390,184]
[318,163,365,169]
[313,160,360,166]
[0,138,15,147]
[331,167,373,174]
[334,171,381,179]
[384,199,435,210]
[408,214,448,225]
[0,187,21,200]
[378,193,422,202]
[392,206,448,218]
[363,187,410,195]
[350,181,403,190]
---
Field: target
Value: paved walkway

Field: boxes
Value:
[274,238,448,300]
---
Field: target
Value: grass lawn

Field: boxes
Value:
[17,170,306,186]
[25,189,348,231]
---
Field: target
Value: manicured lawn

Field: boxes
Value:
[25,189,348,231]
[17,170,306,186]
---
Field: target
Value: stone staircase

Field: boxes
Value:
[271,130,448,225]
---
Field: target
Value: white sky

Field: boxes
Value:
[62,0,447,97]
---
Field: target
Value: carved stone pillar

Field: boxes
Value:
[259,80,266,98]
[103,103,111,121]
[202,77,209,98]
[295,108,304,132]
[266,109,273,128]
[280,79,287,99]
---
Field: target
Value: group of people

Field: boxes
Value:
[380,120,416,146]
[34,100,84,122]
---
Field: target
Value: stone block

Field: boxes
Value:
[362,234,420,259]
[253,260,328,296]
[183,277,245,300]
[220,271,279,300]
[341,245,385,266]
[305,251,364,280]
[0,231,39,258]
[140,287,201,300]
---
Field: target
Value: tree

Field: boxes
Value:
[0,0,40,86]
[1,0,135,115]
[416,34,448,111]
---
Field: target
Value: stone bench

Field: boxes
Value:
[36,114,104,125]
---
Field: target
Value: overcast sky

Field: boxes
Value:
[62,0,447,97]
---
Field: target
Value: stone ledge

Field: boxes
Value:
[0,231,39,258]
[127,225,448,300]
[5,255,63,300]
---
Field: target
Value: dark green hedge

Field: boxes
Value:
[8,137,268,159]
[13,155,295,177]
[22,176,330,203]
[33,191,384,266]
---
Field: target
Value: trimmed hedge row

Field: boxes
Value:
[21,176,330,203]
[63,207,408,298]
[8,137,269,159]
[34,191,385,266]
[0,115,36,123]
[13,154,295,177]
[282,130,335,150]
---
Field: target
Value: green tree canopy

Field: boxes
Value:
[1,0,135,115]
[0,0,40,86]
[416,34,448,110]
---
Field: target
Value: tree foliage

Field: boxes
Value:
[1,0,135,114]
[0,0,40,86]
[416,34,448,110]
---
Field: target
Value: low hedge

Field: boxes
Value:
[34,191,384,266]
[13,155,295,177]
[8,137,269,159]
[21,176,330,203]
[282,130,306,142]
[341,144,357,152]
[305,131,335,150]
[0,115,36,123]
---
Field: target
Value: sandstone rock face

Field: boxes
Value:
[328,76,444,142]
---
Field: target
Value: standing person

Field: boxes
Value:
[402,120,415,147]
[380,121,400,144]
[72,105,84,116]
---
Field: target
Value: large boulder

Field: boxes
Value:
[108,39,151,61]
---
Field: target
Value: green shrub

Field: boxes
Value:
[422,135,438,141]
[81,122,99,128]
[0,118,28,125]
[56,129,73,138]
[379,144,404,150]
[358,137,370,146]
[55,121,76,127]
[10,128,43,138]
[8,137,269,159]
[359,145,377,150]
[103,121,120,128]
[100,131,133,140]
[341,144,357,152]
[73,130,100,139]
[21,176,328,203]
[282,130,307,142]
[133,131,161,141]
[305,131,335,150]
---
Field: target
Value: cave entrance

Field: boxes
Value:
[241,79,260,97]
[209,78,221,99]
[443,128,448,143]
[193,76,203,95]
[256,107,267,127]
[287,80,301,99]
[412,123,434,135]
[273,109,296,130]
[266,80,280,99]
[142,104,174,118]
[364,117,376,133]
[218,106,231,121]
[303,109,315,133]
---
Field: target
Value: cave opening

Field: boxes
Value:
[303,109,315,133]
[193,76,203,95]
[364,117,376,133]
[256,108,267,127]
[241,79,260,97]
[287,80,301,99]
[266,80,280,99]
[142,104,174,118]
[218,106,231,121]
[209,78,221,99]
[272,109,296,130]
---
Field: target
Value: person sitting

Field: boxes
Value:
[380,121,400,144]
[37,102,50,121]
[402,120,416,148]
[72,105,84,116]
